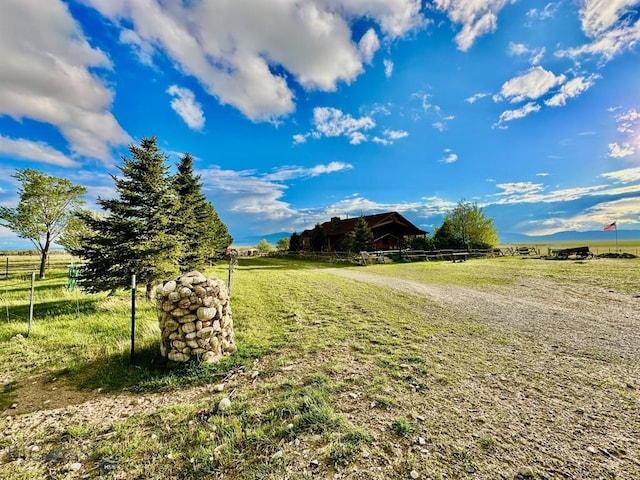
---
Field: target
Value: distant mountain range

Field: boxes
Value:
[233,229,640,247]
[232,231,292,247]
[499,230,640,244]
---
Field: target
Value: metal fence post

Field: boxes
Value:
[131,274,136,363]
[27,272,35,337]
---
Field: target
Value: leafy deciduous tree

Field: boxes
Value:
[276,237,290,251]
[0,169,86,279]
[445,200,498,249]
[256,239,272,253]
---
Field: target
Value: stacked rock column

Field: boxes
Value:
[155,271,236,363]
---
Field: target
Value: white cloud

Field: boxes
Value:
[608,142,636,158]
[579,0,639,38]
[266,161,353,181]
[615,108,640,133]
[296,107,408,146]
[199,160,352,220]
[432,122,445,132]
[372,129,409,145]
[358,28,380,64]
[0,135,78,167]
[527,3,559,20]
[557,1,640,63]
[508,42,529,55]
[610,107,640,156]
[292,134,308,144]
[497,102,541,123]
[507,42,545,64]
[84,0,427,123]
[119,28,155,66]
[544,75,600,107]
[167,85,205,130]
[601,166,640,182]
[309,107,375,144]
[494,182,545,195]
[495,66,566,103]
[0,0,130,162]
[433,0,512,51]
[384,129,409,140]
[383,58,394,78]
[439,149,458,163]
[465,92,490,104]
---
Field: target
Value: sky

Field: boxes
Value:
[1,0,639,249]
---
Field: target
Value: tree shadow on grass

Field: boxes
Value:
[55,341,271,394]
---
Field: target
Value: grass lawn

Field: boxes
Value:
[0,254,639,479]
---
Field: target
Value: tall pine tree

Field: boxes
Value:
[349,216,374,252]
[73,137,182,299]
[173,153,232,271]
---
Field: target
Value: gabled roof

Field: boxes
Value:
[301,211,426,237]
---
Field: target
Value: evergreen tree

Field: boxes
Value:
[349,216,374,252]
[432,219,462,249]
[72,137,182,299]
[173,153,232,271]
[310,223,326,252]
[289,232,301,251]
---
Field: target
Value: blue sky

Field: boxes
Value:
[1,0,639,248]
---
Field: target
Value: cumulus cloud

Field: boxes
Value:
[609,107,640,157]
[465,92,490,104]
[557,0,640,62]
[439,149,458,163]
[295,108,409,146]
[358,28,380,64]
[292,134,308,145]
[0,135,78,167]
[372,129,409,145]
[198,160,352,220]
[508,42,546,64]
[433,0,512,51]
[544,75,600,107]
[579,0,639,38]
[84,0,427,122]
[167,85,205,130]
[497,102,541,124]
[313,107,375,144]
[0,0,130,162]
[608,142,636,158]
[383,58,394,78]
[495,67,566,103]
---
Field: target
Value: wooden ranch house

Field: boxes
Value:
[300,211,427,251]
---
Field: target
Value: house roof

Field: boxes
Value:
[301,211,427,237]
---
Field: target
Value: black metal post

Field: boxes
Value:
[131,274,136,362]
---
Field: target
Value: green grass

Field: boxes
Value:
[1,254,639,479]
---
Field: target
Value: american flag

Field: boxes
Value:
[603,222,617,231]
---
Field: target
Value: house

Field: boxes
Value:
[299,211,427,251]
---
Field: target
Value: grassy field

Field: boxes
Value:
[0,253,639,479]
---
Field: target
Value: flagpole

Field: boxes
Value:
[615,221,618,252]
